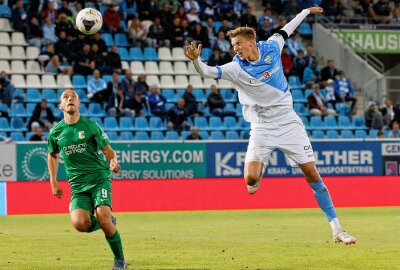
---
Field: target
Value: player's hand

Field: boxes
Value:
[308,7,323,14]
[110,160,121,173]
[184,42,202,61]
[51,182,63,199]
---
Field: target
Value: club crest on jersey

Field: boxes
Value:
[78,131,85,139]
[264,55,272,64]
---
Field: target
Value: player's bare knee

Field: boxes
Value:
[97,214,112,229]
[72,218,91,232]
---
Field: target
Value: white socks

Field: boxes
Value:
[329,217,341,232]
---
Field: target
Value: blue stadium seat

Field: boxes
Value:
[292,90,307,103]
[226,130,239,140]
[120,131,133,141]
[304,89,313,99]
[25,131,35,141]
[200,48,212,61]
[135,131,149,140]
[76,89,89,103]
[101,33,114,46]
[117,47,130,61]
[103,75,112,83]
[212,21,222,32]
[210,131,224,140]
[0,5,12,18]
[209,116,224,130]
[10,117,27,132]
[181,130,191,140]
[26,89,41,103]
[355,130,367,139]
[119,117,134,131]
[384,129,391,138]
[151,131,164,140]
[338,116,353,130]
[324,116,338,130]
[341,130,354,138]
[312,130,325,139]
[223,116,237,130]
[129,47,144,61]
[165,131,179,140]
[369,129,379,138]
[26,103,36,116]
[90,117,104,128]
[288,76,302,89]
[220,89,235,102]
[194,117,210,130]
[42,89,58,103]
[144,47,159,61]
[176,88,186,98]
[0,117,10,132]
[115,33,129,46]
[293,103,309,116]
[134,117,149,131]
[104,117,120,131]
[240,130,250,139]
[162,89,177,103]
[88,103,105,117]
[326,130,339,139]
[13,88,24,100]
[299,22,313,36]
[0,103,8,114]
[99,5,107,14]
[236,103,242,116]
[149,117,166,131]
[237,117,250,130]
[352,116,368,130]
[310,116,324,130]
[10,103,26,117]
[199,131,209,140]
[165,103,174,111]
[120,20,128,32]
[335,102,350,116]
[193,89,206,103]
[47,103,58,116]
[223,103,235,113]
[300,116,310,129]
[106,131,119,141]
[72,75,87,88]
[79,104,88,117]
[11,132,25,141]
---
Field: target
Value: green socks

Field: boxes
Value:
[106,230,124,260]
[88,214,101,232]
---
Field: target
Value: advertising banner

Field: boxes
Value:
[335,30,400,53]
[0,143,16,181]
[206,141,382,177]
[0,182,5,216]
[381,142,400,176]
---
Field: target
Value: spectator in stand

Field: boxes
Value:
[219,19,232,37]
[121,0,137,21]
[159,2,174,34]
[73,43,95,76]
[42,1,58,23]
[321,59,338,82]
[128,17,148,48]
[146,17,170,47]
[286,31,306,57]
[283,0,301,16]
[292,50,307,80]
[322,0,345,23]
[28,99,56,131]
[171,18,185,47]
[181,19,191,45]
[87,69,108,103]
[137,0,159,21]
[380,98,395,128]
[69,33,89,61]
[304,45,316,66]
[105,45,122,75]
[103,4,122,33]
[70,1,83,17]
[186,7,201,25]
[12,0,28,33]
[207,84,236,117]
[350,0,367,23]
[203,18,217,48]
[232,0,244,19]
[183,85,203,116]
[27,17,44,49]
[29,124,46,141]
[106,86,136,119]
[377,131,384,138]
[271,16,287,36]
[391,7,400,25]
[393,101,400,124]
[55,31,71,62]
[91,43,104,73]
[44,54,73,76]
[90,32,107,56]
[388,121,400,138]
[257,18,273,41]
[334,71,357,114]
[215,31,231,57]
[160,0,180,14]
[174,6,188,23]
[191,23,209,48]
[134,74,149,95]
[324,79,337,109]
[303,61,321,84]
[107,72,121,96]
[58,0,72,17]
[369,0,392,24]
[281,46,293,78]
[208,48,225,66]
[240,6,258,29]
[0,71,15,107]
[125,90,145,117]
[38,43,55,68]
[365,101,383,130]
[147,84,167,118]
[42,16,58,44]
[186,126,202,140]
[258,7,274,27]
[167,98,190,131]
[184,0,200,13]
[55,13,74,37]
[121,70,136,96]
[308,84,336,117]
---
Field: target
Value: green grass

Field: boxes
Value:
[0,207,399,270]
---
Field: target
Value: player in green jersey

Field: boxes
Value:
[47,89,127,270]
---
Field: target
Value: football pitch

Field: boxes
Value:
[0,207,399,270]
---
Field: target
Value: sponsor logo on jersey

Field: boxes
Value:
[250,66,280,84]
[264,55,272,64]
[78,131,85,139]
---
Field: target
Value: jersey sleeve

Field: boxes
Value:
[193,57,240,82]
[267,33,285,53]
[47,131,59,154]
[91,121,110,150]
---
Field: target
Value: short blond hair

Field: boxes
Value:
[226,27,256,40]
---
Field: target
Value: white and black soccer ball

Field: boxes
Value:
[75,8,103,35]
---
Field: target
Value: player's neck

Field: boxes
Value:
[64,112,80,125]
[247,46,260,62]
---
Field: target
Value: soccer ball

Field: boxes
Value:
[75,8,103,35]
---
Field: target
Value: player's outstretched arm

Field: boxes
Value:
[102,145,121,173]
[280,7,323,38]
[48,153,63,198]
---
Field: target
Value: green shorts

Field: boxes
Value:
[69,180,112,213]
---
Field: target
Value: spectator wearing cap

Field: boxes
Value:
[364,101,383,130]
[334,70,357,114]
[308,84,336,117]
[28,99,56,131]
[147,84,167,119]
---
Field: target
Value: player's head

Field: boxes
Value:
[59,89,80,115]
[226,27,256,60]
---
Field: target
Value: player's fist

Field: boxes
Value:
[184,42,202,61]
[308,7,323,14]
[110,160,121,173]
[51,182,63,199]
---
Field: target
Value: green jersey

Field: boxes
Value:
[48,116,111,192]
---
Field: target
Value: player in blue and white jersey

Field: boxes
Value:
[185,7,356,245]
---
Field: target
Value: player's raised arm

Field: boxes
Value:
[48,153,63,198]
[102,144,121,173]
